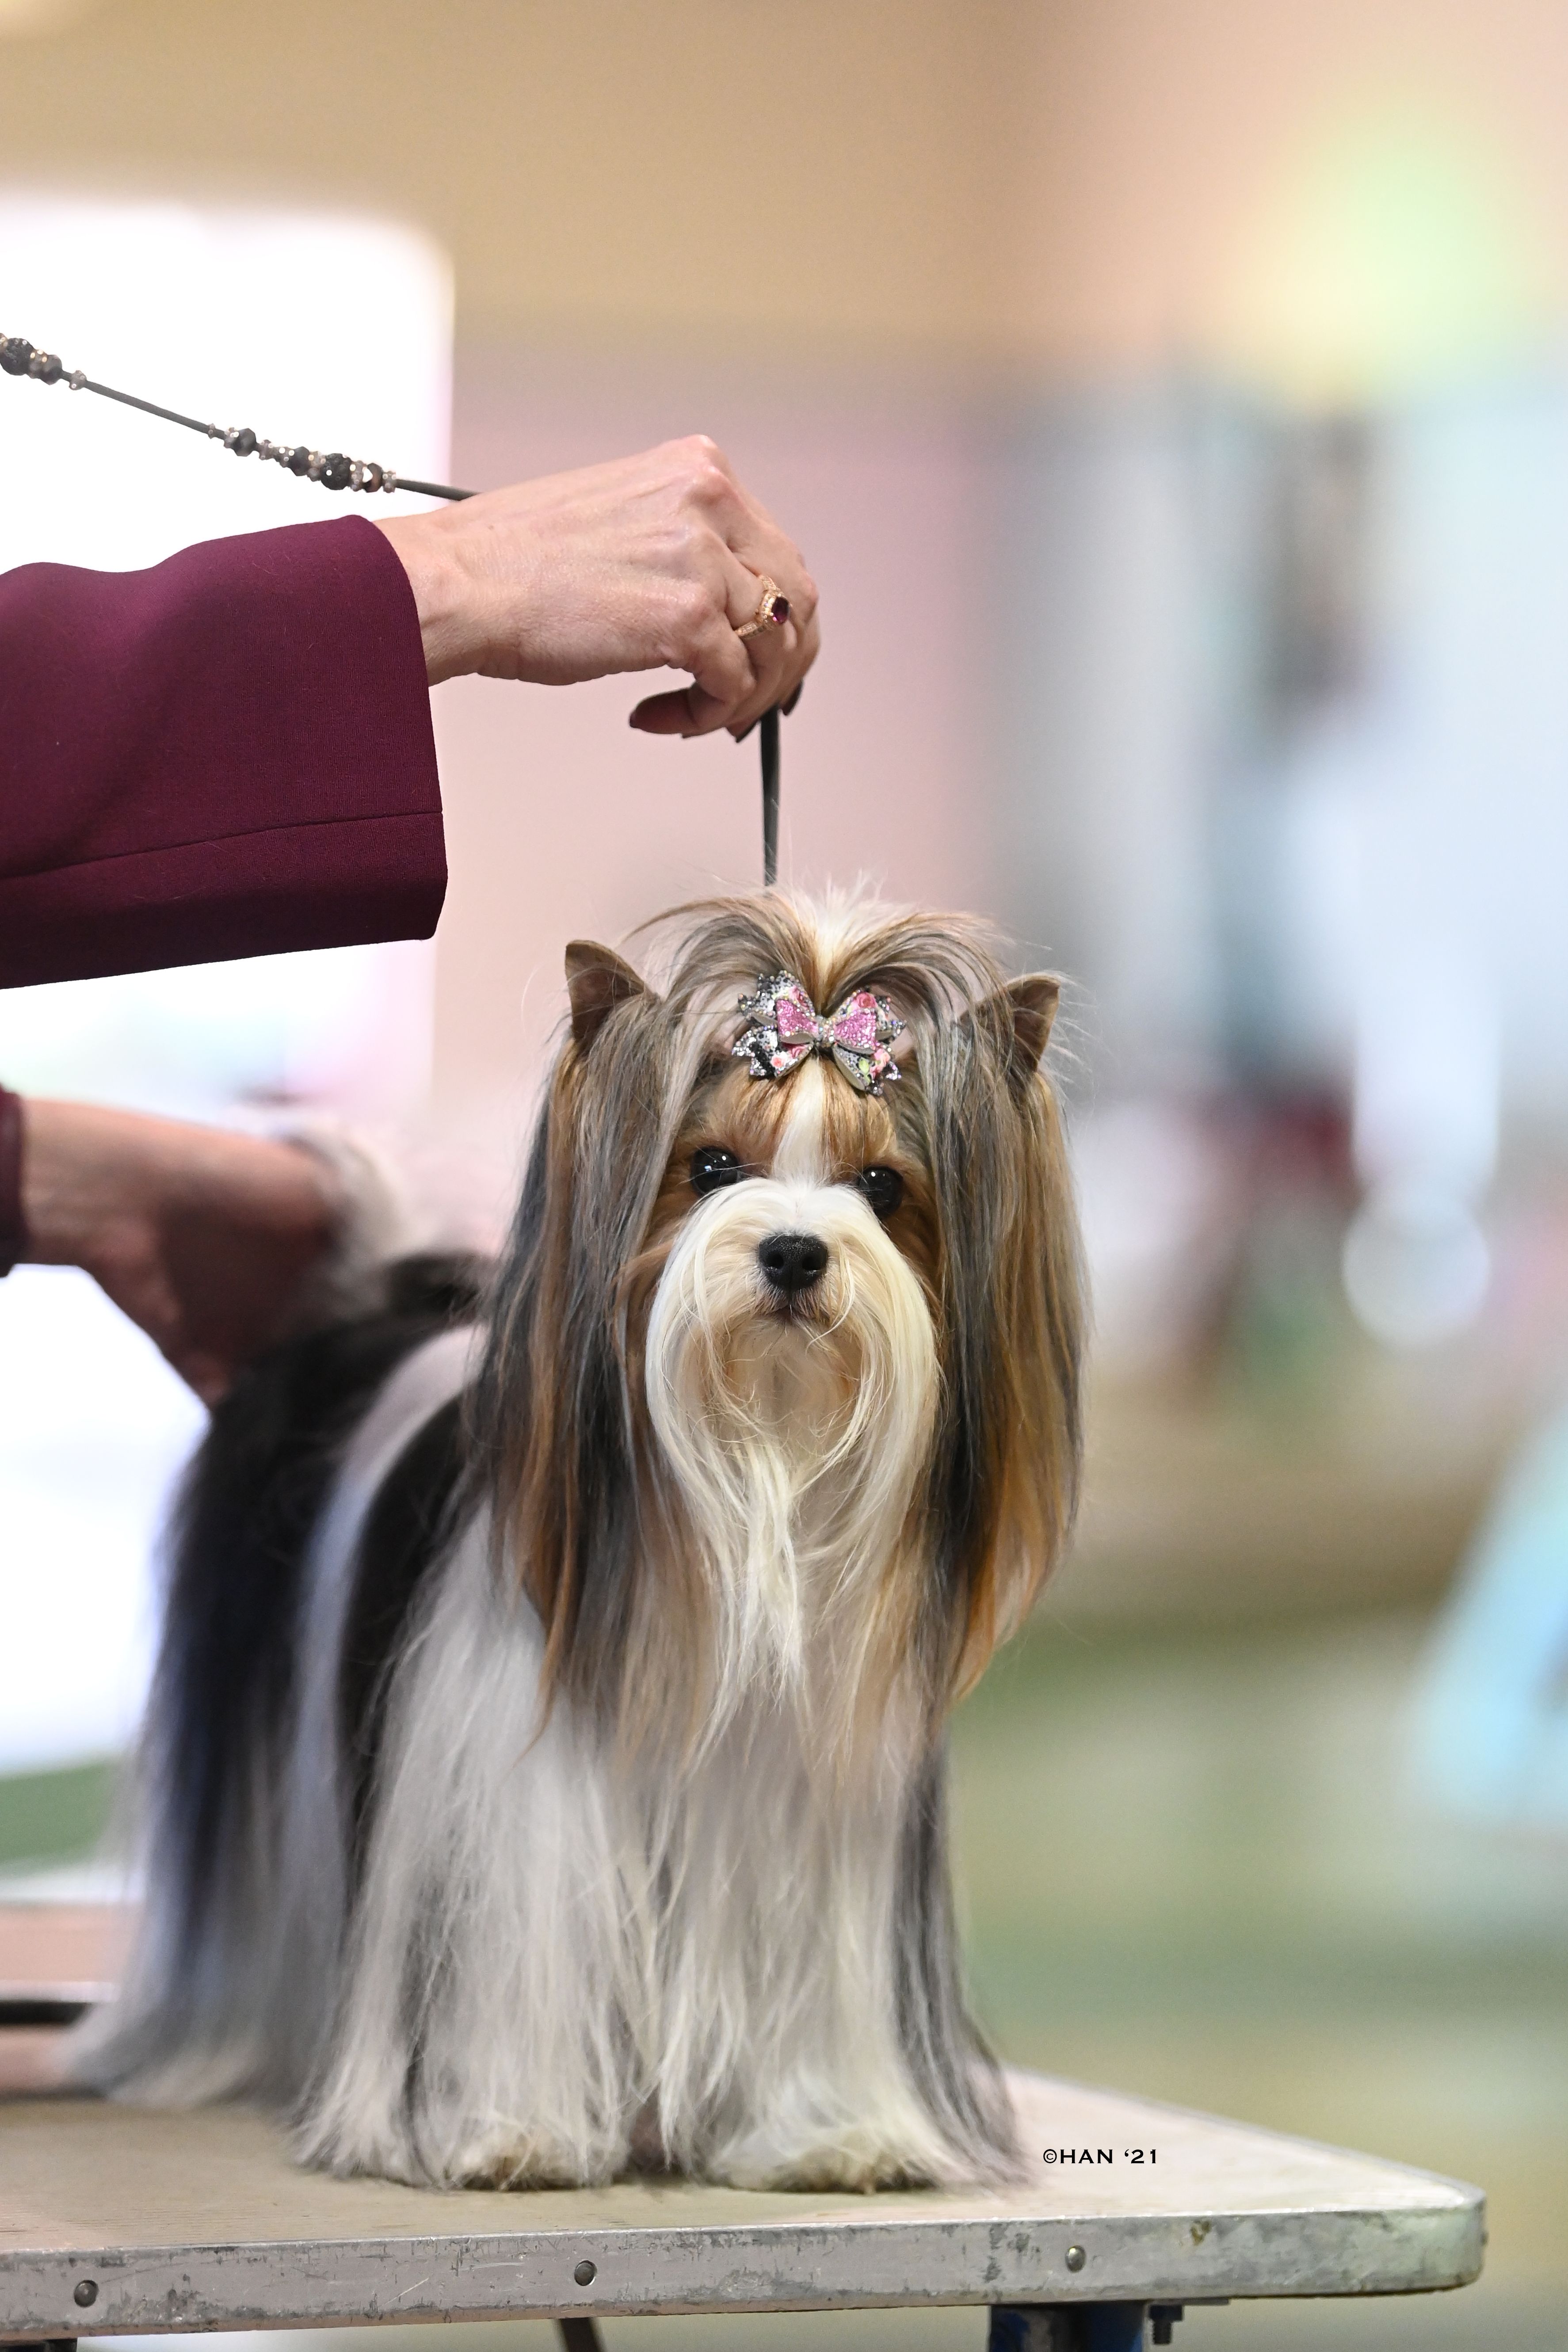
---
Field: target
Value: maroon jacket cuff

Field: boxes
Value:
[0,515,445,989]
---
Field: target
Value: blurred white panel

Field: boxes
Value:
[0,193,453,569]
[998,386,1219,1090]
[0,1267,205,1774]
[0,198,451,1770]
[1378,377,1568,1136]
[0,936,435,1119]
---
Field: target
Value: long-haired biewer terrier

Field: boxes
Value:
[81,891,1083,2193]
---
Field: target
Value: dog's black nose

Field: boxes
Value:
[757,1231,829,1295]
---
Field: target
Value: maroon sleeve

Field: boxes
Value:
[0,1084,21,1275]
[0,514,446,989]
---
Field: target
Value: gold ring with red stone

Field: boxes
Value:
[736,576,791,640]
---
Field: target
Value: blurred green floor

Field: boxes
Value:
[947,1603,1568,2347]
[11,1604,1567,2349]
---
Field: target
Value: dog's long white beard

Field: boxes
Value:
[645,1167,937,1750]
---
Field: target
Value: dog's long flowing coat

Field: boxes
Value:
[81,894,1084,2192]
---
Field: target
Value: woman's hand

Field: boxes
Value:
[19,1100,339,1406]
[376,435,818,739]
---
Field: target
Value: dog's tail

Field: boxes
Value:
[74,1250,487,2106]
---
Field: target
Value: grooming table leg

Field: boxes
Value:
[557,2320,606,2352]
[989,2308,1151,2351]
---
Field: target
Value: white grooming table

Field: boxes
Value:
[0,1909,1483,2352]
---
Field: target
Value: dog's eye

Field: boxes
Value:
[690,1146,744,1196]
[856,1165,904,1220]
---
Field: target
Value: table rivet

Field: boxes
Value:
[1064,2245,1087,2273]
[573,2260,596,2287]
[74,2280,99,2308]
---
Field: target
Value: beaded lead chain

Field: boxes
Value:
[3,326,788,881]
[0,332,473,502]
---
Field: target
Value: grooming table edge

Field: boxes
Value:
[0,2072,1482,2334]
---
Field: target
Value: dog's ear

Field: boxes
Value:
[956,973,1059,1081]
[565,940,646,1052]
[1001,973,1060,1070]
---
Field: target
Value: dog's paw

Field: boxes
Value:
[708,2125,943,2194]
[446,2125,626,2190]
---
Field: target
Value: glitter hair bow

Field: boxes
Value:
[733,972,904,1095]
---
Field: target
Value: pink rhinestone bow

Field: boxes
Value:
[733,972,904,1095]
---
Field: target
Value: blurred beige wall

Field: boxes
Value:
[1012,0,1568,379]
[0,0,1018,358]
[4,0,1568,370]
